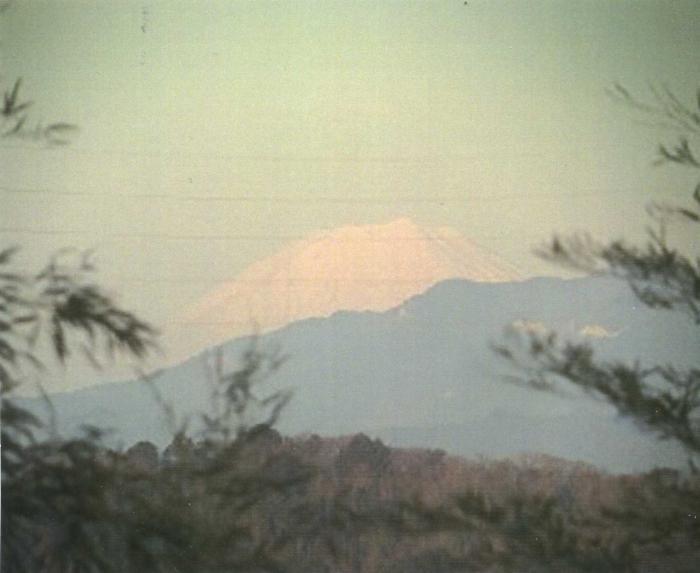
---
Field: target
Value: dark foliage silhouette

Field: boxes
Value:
[489,84,700,568]
[0,248,311,572]
[495,84,700,467]
[1,77,78,145]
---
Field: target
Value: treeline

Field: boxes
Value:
[109,430,699,573]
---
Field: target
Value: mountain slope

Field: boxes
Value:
[182,218,521,345]
[30,276,698,473]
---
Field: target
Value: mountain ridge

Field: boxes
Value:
[23,275,697,473]
[181,218,523,347]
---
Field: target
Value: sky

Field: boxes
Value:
[2,1,699,373]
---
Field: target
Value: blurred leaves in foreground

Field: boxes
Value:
[491,85,700,569]
[0,247,309,572]
[1,78,78,145]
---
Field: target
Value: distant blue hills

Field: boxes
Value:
[25,276,698,473]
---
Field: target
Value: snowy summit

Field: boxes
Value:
[182,218,521,343]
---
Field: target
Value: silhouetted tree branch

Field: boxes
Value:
[1,247,311,572]
[496,85,700,465]
[1,77,78,145]
[482,83,700,570]
[1,6,77,145]
[495,332,700,463]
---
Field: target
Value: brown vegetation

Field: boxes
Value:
[117,431,699,572]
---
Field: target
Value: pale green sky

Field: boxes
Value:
[2,1,699,365]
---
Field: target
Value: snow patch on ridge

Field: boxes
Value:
[181,218,522,348]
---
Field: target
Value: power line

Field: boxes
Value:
[0,228,302,240]
[0,186,484,204]
[0,143,540,163]
[0,183,649,204]
[0,227,520,242]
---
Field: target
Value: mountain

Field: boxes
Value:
[182,218,522,346]
[28,275,698,474]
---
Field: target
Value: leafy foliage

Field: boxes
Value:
[497,334,700,459]
[398,491,637,572]
[0,248,309,573]
[491,84,700,567]
[1,78,78,145]
[495,85,700,463]
[546,84,700,323]
[236,435,699,572]
[1,247,158,571]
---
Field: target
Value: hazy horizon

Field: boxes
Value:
[3,2,699,356]
[1,0,698,412]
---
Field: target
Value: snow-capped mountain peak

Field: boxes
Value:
[182,218,521,344]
